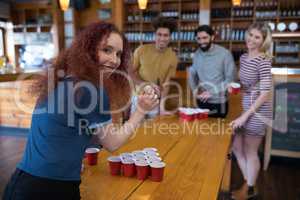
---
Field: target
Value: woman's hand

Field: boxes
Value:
[136,85,160,113]
[230,113,249,130]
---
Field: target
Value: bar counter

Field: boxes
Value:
[0,69,43,127]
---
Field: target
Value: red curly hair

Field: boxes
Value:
[33,22,132,119]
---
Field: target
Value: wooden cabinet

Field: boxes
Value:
[210,0,300,68]
[12,2,53,32]
[11,1,63,69]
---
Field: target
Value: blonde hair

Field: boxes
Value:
[246,22,273,59]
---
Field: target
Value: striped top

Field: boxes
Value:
[239,53,272,135]
[239,53,272,94]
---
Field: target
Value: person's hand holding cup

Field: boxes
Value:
[136,84,160,114]
[228,82,241,95]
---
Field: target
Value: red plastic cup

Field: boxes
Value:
[122,159,136,177]
[195,109,203,120]
[178,107,185,119]
[108,156,122,176]
[150,162,166,182]
[85,148,100,166]
[135,160,150,180]
[202,109,209,119]
[229,83,241,95]
[182,110,194,121]
[179,111,185,119]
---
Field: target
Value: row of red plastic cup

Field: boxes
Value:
[107,148,166,182]
[178,108,210,121]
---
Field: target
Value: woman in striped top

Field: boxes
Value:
[230,22,272,200]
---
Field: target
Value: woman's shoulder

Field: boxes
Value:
[254,55,272,69]
[239,53,248,61]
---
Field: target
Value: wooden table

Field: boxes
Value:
[80,115,233,200]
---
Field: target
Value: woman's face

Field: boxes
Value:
[97,32,123,76]
[246,28,264,52]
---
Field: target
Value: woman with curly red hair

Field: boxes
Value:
[3,22,159,200]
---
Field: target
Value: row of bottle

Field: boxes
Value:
[125,0,158,3]
[127,11,199,22]
[255,0,277,7]
[155,10,199,20]
[125,32,155,42]
[233,0,278,7]
[125,31,196,42]
[213,9,300,19]
[280,9,300,17]
[126,25,198,32]
[127,28,246,42]
[275,42,300,53]
[213,25,246,41]
[255,10,277,18]
[232,9,253,18]
[256,9,300,19]
[161,10,179,18]
[212,8,253,18]
[181,25,198,31]
[181,11,199,21]
[127,14,142,22]
[124,0,278,8]
[127,12,159,22]
[275,56,300,64]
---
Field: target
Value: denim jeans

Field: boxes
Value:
[2,168,81,200]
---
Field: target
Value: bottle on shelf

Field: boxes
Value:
[182,10,199,21]
[212,8,231,19]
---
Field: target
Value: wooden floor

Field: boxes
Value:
[0,135,299,200]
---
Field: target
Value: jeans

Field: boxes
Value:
[3,168,81,200]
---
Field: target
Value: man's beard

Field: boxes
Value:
[199,41,212,52]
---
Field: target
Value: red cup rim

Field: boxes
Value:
[143,147,158,152]
[150,161,166,168]
[120,152,132,157]
[135,160,149,166]
[107,156,121,162]
[122,159,134,164]
[132,150,145,155]
[85,148,100,154]
[146,155,162,161]
[144,151,159,156]
[231,83,241,88]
